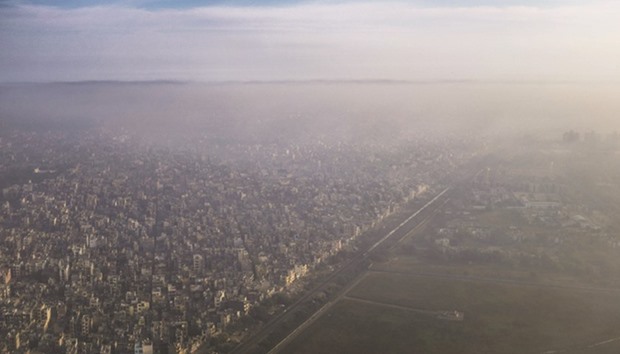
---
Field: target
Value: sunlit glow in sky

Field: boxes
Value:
[1,0,619,82]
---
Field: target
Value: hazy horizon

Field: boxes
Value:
[4,2,620,353]
[2,0,620,83]
[2,81,620,143]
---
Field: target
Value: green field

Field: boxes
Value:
[281,270,620,354]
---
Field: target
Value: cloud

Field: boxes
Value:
[1,1,620,82]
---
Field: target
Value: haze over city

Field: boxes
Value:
[3,0,620,135]
[2,1,620,354]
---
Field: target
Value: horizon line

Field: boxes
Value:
[2,78,620,86]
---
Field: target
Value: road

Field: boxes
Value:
[343,295,442,316]
[267,271,369,354]
[266,193,449,354]
[231,186,452,354]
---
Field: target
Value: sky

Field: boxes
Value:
[1,0,619,82]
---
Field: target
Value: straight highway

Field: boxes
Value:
[231,185,452,354]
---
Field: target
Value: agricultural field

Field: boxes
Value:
[282,270,620,354]
[280,148,620,354]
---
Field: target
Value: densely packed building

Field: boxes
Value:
[0,128,469,353]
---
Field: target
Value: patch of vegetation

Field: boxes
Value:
[284,273,620,354]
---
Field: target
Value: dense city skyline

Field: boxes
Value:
[3,1,620,353]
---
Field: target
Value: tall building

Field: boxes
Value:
[192,254,204,274]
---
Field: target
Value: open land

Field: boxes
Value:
[277,142,620,354]
[282,266,620,354]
